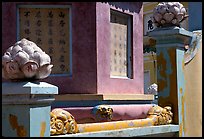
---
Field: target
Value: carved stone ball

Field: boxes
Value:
[152,2,188,27]
[2,38,53,81]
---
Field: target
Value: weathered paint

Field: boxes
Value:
[2,81,58,137]
[77,118,155,133]
[157,48,185,128]
[2,105,29,137]
[40,122,46,137]
[180,92,186,136]
[53,124,179,137]
[156,50,167,92]
[148,27,193,137]
[30,105,52,137]
[183,31,202,136]
[60,104,153,123]
[3,104,52,137]
[176,49,186,137]
[9,114,27,137]
[156,48,179,124]
[50,106,174,136]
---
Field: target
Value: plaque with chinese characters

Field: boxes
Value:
[110,11,129,77]
[18,6,70,75]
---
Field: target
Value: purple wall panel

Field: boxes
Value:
[2,3,17,55]
[2,2,97,94]
[45,2,98,94]
[2,2,143,95]
[96,2,144,94]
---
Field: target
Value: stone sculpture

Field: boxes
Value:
[92,105,113,122]
[147,105,173,125]
[50,108,78,135]
[152,2,188,27]
[2,38,53,81]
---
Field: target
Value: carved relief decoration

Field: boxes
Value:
[2,38,53,80]
[50,105,173,135]
[50,108,78,135]
[92,105,113,122]
[147,105,173,125]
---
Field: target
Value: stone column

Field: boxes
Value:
[148,26,193,136]
[2,81,58,137]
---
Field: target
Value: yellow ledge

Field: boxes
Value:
[52,125,179,137]
[54,94,154,101]
[77,118,154,133]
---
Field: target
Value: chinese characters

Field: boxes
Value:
[19,7,70,74]
[110,12,128,77]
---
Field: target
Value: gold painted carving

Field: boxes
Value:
[94,105,113,122]
[147,105,173,125]
[50,108,78,135]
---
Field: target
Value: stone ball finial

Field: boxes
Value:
[2,38,53,81]
[152,2,188,27]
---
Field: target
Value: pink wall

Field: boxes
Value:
[2,2,144,95]
[96,2,144,94]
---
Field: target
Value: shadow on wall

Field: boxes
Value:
[105,2,143,13]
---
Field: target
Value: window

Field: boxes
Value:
[110,10,132,78]
[17,5,72,76]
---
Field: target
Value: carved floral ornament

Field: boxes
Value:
[2,38,53,81]
[147,105,173,125]
[50,108,79,135]
[92,105,113,122]
[50,105,173,135]
[152,2,188,27]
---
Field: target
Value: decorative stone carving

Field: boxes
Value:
[147,105,173,125]
[50,108,78,135]
[152,2,188,27]
[2,38,53,81]
[92,105,113,122]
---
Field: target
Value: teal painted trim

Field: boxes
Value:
[2,82,58,95]
[149,26,193,38]
[148,27,194,47]
[176,49,186,137]
[30,105,51,137]
[156,43,185,48]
